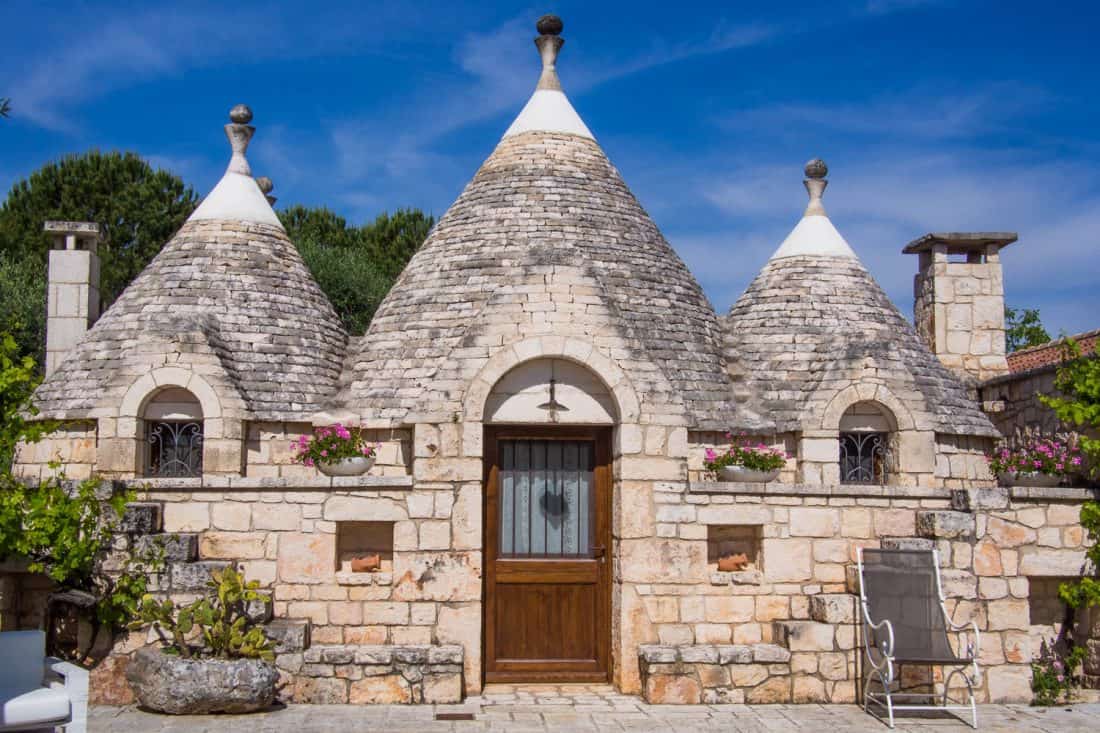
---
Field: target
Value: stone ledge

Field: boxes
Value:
[709,570,764,586]
[277,644,464,704]
[334,570,392,586]
[639,643,790,665]
[114,475,415,491]
[689,480,953,499]
[1010,486,1100,502]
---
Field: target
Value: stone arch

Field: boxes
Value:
[463,337,640,425]
[119,367,222,423]
[819,383,914,433]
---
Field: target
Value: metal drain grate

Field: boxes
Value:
[435,712,476,721]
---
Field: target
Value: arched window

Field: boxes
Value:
[143,387,204,477]
[839,401,895,485]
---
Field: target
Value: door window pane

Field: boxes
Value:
[499,439,594,557]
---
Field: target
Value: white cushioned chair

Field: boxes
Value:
[0,630,87,733]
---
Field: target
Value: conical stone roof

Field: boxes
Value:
[333,18,769,432]
[726,160,998,438]
[33,106,347,421]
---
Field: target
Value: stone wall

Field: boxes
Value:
[629,481,1094,704]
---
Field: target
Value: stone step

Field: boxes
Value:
[120,502,163,535]
[772,621,836,652]
[809,593,856,624]
[267,619,311,653]
[168,560,230,591]
[916,510,975,540]
[135,533,198,563]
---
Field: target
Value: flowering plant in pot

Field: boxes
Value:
[292,423,378,476]
[987,436,1082,487]
[705,434,788,482]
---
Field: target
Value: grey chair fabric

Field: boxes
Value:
[861,549,970,664]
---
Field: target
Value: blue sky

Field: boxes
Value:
[2,0,1097,336]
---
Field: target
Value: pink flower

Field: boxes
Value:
[321,449,328,457]
[362,446,371,455]
[704,448,717,461]
[304,458,314,467]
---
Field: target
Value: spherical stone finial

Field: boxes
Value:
[804,158,828,180]
[255,176,273,194]
[229,104,253,124]
[537,14,563,36]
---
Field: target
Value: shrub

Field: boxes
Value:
[291,424,377,468]
[131,565,274,661]
[1031,640,1085,706]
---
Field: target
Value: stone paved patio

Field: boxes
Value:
[89,684,1100,731]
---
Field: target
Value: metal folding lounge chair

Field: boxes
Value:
[857,548,980,729]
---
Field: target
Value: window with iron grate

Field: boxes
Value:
[839,431,889,485]
[147,421,204,477]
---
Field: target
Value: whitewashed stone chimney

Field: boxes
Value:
[904,232,1017,386]
[44,221,102,375]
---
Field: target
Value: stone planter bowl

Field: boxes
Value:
[126,647,278,715]
[317,455,374,477]
[718,465,780,483]
[1002,471,1063,488]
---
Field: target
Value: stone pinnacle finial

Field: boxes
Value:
[255,176,276,206]
[534,14,565,91]
[225,104,255,177]
[803,157,828,217]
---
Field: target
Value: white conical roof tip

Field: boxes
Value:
[503,15,594,141]
[770,157,858,260]
[188,105,283,227]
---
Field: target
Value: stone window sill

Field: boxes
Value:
[709,570,763,586]
[335,571,392,586]
[114,475,414,491]
[689,480,952,500]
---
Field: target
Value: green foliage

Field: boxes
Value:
[0,151,198,364]
[1005,306,1051,352]
[0,332,55,472]
[0,255,47,366]
[131,565,274,661]
[279,205,433,334]
[0,473,130,587]
[1031,641,1086,706]
[1040,338,1100,612]
[359,208,434,282]
[291,423,377,467]
[295,235,391,335]
[95,540,165,630]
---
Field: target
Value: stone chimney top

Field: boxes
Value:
[44,221,103,252]
[802,158,828,217]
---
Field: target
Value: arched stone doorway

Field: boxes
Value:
[481,357,616,683]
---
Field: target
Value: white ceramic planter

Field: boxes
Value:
[1010,471,1063,488]
[317,455,375,477]
[718,465,780,483]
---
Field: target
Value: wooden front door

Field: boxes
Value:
[484,426,612,683]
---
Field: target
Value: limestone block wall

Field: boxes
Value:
[11,421,97,480]
[913,249,1009,385]
[628,479,1093,704]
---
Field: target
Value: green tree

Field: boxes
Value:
[1039,339,1100,616]
[0,254,46,365]
[360,208,434,282]
[0,151,199,363]
[279,205,433,334]
[1005,306,1051,352]
[0,331,55,472]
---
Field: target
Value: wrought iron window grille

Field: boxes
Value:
[147,421,204,477]
[840,432,889,485]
